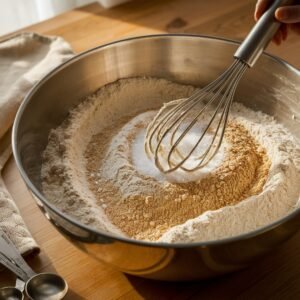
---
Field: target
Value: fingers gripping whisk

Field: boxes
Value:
[145,60,248,174]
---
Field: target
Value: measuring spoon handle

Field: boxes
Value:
[0,252,28,281]
[0,230,36,279]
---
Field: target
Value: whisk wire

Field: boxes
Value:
[154,60,239,141]
[190,63,248,170]
[164,61,246,172]
[145,60,248,173]
[167,62,245,172]
[145,61,240,156]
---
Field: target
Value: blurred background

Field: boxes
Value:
[0,0,130,35]
[1,0,299,67]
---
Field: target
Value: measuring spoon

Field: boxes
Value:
[0,253,25,300]
[0,230,68,300]
[0,278,24,300]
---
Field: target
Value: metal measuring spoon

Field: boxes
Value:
[0,255,25,300]
[0,287,23,300]
[0,230,68,300]
[0,278,24,300]
[0,257,67,300]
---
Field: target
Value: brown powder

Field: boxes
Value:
[85,113,270,241]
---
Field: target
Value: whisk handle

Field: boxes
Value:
[234,0,293,67]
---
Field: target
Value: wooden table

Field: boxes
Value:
[1,1,300,299]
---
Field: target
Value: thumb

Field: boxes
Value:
[275,6,300,23]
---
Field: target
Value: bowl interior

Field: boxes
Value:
[13,35,300,242]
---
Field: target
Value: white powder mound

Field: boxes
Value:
[41,77,300,243]
[132,117,227,184]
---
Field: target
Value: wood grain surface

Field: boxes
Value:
[1,0,300,299]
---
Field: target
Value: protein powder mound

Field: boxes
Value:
[41,77,300,243]
[85,113,270,241]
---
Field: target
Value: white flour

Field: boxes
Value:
[41,77,300,243]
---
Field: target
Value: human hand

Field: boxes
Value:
[254,0,300,45]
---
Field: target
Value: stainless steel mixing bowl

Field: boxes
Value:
[12,34,300,281]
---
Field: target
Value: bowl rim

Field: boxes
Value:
[12,33,300,249]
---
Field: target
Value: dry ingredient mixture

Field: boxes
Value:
[41,78,300,243]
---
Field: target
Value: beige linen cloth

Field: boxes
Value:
[0,32,74,256]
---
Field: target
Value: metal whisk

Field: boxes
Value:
[145,0,292,174]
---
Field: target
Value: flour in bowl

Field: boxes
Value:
[41,77,300,243]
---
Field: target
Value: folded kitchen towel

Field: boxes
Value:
[0,32,74,256]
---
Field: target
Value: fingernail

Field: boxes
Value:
[275,8,286,21]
